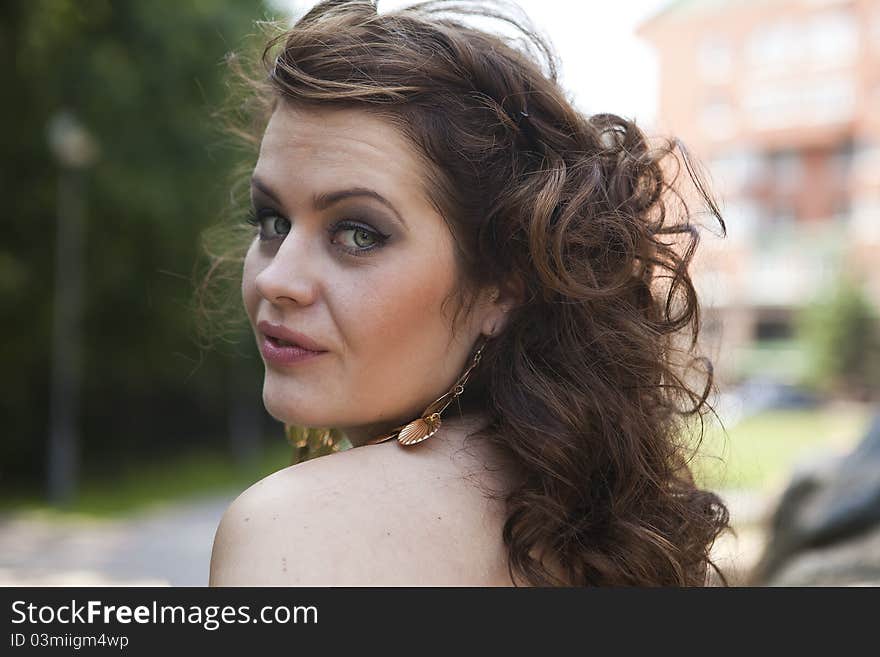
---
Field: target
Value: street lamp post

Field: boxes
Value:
[46,110,98,506]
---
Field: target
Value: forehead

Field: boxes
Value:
[254,103,427,197]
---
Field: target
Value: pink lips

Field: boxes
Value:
[257,320,328,366]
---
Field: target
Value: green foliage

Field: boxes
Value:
[0,0,278,489]
[796,275,880,399]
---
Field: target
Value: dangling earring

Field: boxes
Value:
[365,335,490,447]
[285,425,347,464]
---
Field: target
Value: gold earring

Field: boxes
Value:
[285,425,346,464]
[365,335,490,447]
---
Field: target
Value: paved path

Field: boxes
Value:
[0,493,237,586]
[0,489,770,586]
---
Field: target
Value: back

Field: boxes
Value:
[209,419,520,586]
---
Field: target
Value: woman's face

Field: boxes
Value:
[242,104,502,445]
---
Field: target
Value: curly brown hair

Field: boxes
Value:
[214,0,731,586]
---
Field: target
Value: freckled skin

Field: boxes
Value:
[241,104,505,445]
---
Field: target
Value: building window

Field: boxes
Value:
[746,9,857,77]
[743,76,855,129]
[746,19,800,76]
[754,315,794,341]
[831,196,851,224]
[806,9,858,68]
[827,140,855,181]
[768,149,803,190]
[698,36,734,82]
[708,149,763,195]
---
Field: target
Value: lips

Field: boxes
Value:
[256,320,328,353]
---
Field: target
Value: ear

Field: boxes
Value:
[480,277,525,337]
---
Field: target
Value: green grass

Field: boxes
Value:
[689,403,874,493]
[0,441,293,519]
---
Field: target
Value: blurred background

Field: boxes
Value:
[1,0,878,586]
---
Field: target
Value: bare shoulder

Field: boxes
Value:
[209,428,518,586]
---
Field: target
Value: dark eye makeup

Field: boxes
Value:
[244,207,391,257]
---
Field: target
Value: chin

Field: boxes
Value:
[261,381,328,428]
[261,375,356,429]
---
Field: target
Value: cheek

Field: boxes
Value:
[241,243,261,320]
[355,270,452,336]
[335,241,466,403]
[349,243,456,337]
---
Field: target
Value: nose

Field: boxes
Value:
[253,233,320,307]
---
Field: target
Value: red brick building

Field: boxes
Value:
[639,0,880,384]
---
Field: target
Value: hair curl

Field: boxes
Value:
[216,0,731,586]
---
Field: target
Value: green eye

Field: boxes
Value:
[272,216,290,236]
[352,228,377,247]
[245,209,289,241]
[331,220,389,256]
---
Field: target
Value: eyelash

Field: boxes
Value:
[244,208,390,257]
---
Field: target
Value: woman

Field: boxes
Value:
[208,0,730,587]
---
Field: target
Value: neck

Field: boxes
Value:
[341,409,491,448]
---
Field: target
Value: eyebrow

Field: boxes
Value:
[251,175,407,229]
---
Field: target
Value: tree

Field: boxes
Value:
[0,0,275,495]
[796,274,880,401]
